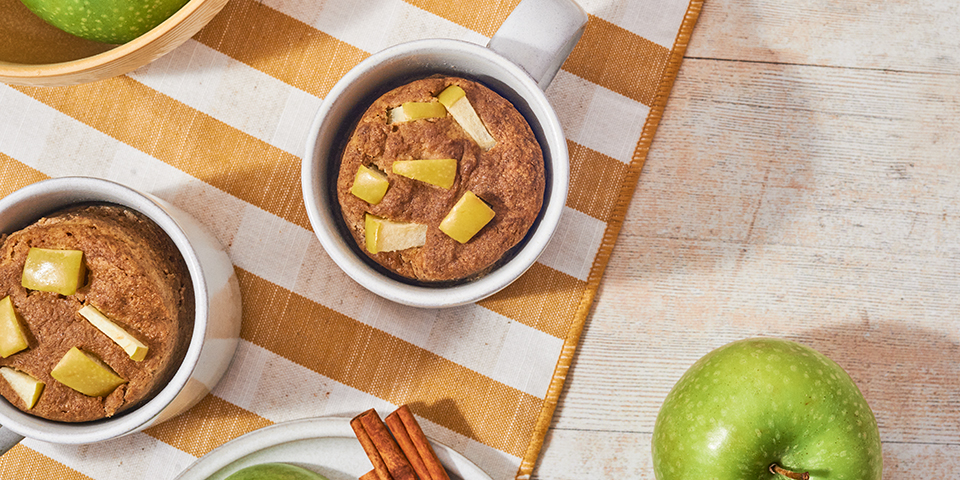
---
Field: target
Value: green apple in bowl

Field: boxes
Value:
[224,463,328,480]
[18,0,190,44]
[652,337,882,480]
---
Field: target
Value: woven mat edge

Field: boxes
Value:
[514,1,706,477]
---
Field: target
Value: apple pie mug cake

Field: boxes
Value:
[0,204,193,422]
[337,76,545,282]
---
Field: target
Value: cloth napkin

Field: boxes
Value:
[0,0,702,478]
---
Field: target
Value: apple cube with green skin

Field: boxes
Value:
[0,296,29,358]
[652,337,882,480]
[21,247,86,296]
[392,159,458,189]
[0,367,44,410]
[225,462,329,480]
[365,214,427,254]
[51,347,127,397]
[351,165,390,205]
[19,0,190,44]
[437,85,497,151]
[79,305,149,361]
[388,102,447,124]
[439,191,495,244]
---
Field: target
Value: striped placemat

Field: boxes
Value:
[0,0,702,478]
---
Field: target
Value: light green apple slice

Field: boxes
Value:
[364,214,428,254]
[0,296,29,358]
[0,367,44,409]
[78,305,148,362]
[21,247,86,296]
[437,84,466,106]
[50,347,126,397]
[392,158,458,189]
[437,85,497,151]
[439,191,495,244]
[387,102,447,124]
[350,165,390,205]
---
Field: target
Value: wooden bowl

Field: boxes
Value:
[0,0,228,86]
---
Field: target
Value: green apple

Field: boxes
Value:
[0,296,29,358]
[437,85,497,151]
[225,463,328,480]
[388,102,447,124]
[18,0,190,44]
[50,347,126,397]
[439,191,495,244]
[78,305,149,361]
[351,165,390,205]
[0,367,44,410]
[652,337,882,480]
[392,158,458,189]
[364,214,427,254]
[21,247,86,296]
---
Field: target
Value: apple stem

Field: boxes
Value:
[769,463,810,480]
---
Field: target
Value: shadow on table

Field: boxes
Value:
[790,318,960,471]
[406,398,477,446]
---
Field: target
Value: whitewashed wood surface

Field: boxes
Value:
[533,0,960,478]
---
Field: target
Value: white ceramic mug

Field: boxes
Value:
[0,177,242,451]
[302,0,587,308]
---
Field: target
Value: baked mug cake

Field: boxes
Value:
[337,76,545,282]
[0,204,193,422]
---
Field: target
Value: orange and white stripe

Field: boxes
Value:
[0,0,703,478]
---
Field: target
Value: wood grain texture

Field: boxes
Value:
[533,0,960,478]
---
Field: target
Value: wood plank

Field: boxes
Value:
[532,429,960,479]
[559,238,960,439]
[536,1,960,478]
[629,58,960,254]
[688,0,960,74]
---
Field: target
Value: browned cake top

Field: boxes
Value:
[0,204,193,422]
[337,76,545,282]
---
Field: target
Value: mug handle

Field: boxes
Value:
[487,0,589,90]
[0,425,24,455]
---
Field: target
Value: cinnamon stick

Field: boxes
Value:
[360,471,378,480]
[385,409,431,480]
[351,411,393,480]
[386,405,450,480]
[351,409,416,480]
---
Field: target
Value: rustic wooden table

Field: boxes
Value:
[532,1,960,478]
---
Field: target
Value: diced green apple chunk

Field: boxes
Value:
[437,84,466,106]
[392,159,458,189]
[365,214,428,254]
[439,191,495,243]
[350,165,390,204]
[0,367,44,409]
[50,347,126,397]
[0,296,28,358]
[79,305,149,362]
[387,101,447,124]
[437,85,496,151]
[21,248,86,296]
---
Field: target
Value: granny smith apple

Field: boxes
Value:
[652,337,882,480]
[225,463,328,480]
[18,0,189,44]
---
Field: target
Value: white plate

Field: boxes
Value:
[174,416,492,480]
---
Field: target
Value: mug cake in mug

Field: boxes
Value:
[337,76,545,282]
